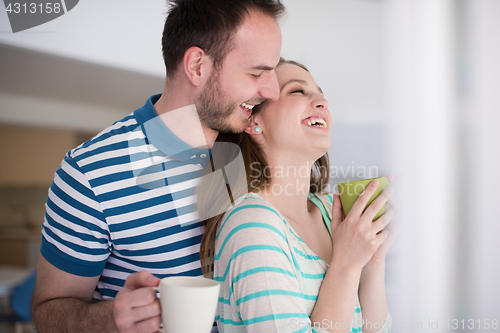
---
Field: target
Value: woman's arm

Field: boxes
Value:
[309,264,362,332]
[358,176,397,333]
[358,262,389,333]
[358,217,397,333]
[310,183,394,333]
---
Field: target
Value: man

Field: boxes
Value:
[31,0,284,332]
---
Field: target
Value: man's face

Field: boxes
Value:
[196,10,282,134]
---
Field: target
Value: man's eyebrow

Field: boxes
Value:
[250,65,275,71]
[281,79,324,94]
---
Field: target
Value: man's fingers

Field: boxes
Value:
[131,313,162,333]
[114,288,161,333]
[130,298,161,324]
[122,286,159,309]
[123,271,160,291]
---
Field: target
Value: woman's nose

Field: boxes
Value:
[312,94,329,110]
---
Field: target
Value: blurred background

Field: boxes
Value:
[0,0,498,332]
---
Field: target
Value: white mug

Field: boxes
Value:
[154,276,220,333]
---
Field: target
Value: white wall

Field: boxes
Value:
[0,0,167,77]
[384,0,459,328]
[280,0,389,187]
[463,0,500,322]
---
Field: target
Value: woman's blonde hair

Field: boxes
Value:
[198,58,330,277]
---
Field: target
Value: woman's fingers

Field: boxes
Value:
[387,174,395,183]
[331,194,343,229]
[375,228,390,248]
[375,221,398,255]
[348,180,381,218]
[372,207,396,233]
[363,186,395,221]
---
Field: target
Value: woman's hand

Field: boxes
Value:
[330,179,396,272]
[365,175,398,267]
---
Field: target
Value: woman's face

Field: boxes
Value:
[250,63,331,161]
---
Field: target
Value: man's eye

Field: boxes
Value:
[251,73,262,78]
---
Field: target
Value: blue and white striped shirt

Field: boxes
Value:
[41,94,211,299]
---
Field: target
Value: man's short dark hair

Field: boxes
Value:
[162,0,285,78]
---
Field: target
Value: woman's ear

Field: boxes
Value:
[183,46,210,86]
[244,118,262,135]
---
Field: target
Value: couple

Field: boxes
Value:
[31,1,395,333]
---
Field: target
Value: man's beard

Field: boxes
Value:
[196,70,249,134]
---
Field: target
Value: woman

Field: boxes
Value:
[199,59,395,333]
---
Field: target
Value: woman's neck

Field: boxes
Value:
[257,155,317,223]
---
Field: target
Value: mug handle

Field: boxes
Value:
[151,286,164,333]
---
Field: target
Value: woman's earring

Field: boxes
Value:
[255,126,261,133]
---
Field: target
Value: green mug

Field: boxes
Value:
[337,177,389,221]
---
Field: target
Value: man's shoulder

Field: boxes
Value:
[68,112,140,160]
[66,94,164,172]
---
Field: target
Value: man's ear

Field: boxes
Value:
[183,46,211,87]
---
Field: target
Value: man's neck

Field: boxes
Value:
[154,82,218,149]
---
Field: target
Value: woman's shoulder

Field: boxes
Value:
[218,192,286,232]
[225,192,285,220]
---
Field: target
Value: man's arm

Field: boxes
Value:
[32,255,161,333]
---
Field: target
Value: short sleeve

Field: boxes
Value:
[214,197,329,333]
[372,312,392,333]
[40,156,111,277]
[308,192,334,235]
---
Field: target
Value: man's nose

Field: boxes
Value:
[258,71,280,101]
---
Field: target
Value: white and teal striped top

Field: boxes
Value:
[40,94,211,300]
[214,192,392,333]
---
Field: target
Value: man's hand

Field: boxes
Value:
[32,256,162,333]
[113,271,161,333]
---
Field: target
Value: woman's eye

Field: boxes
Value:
[291,89,305,94]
